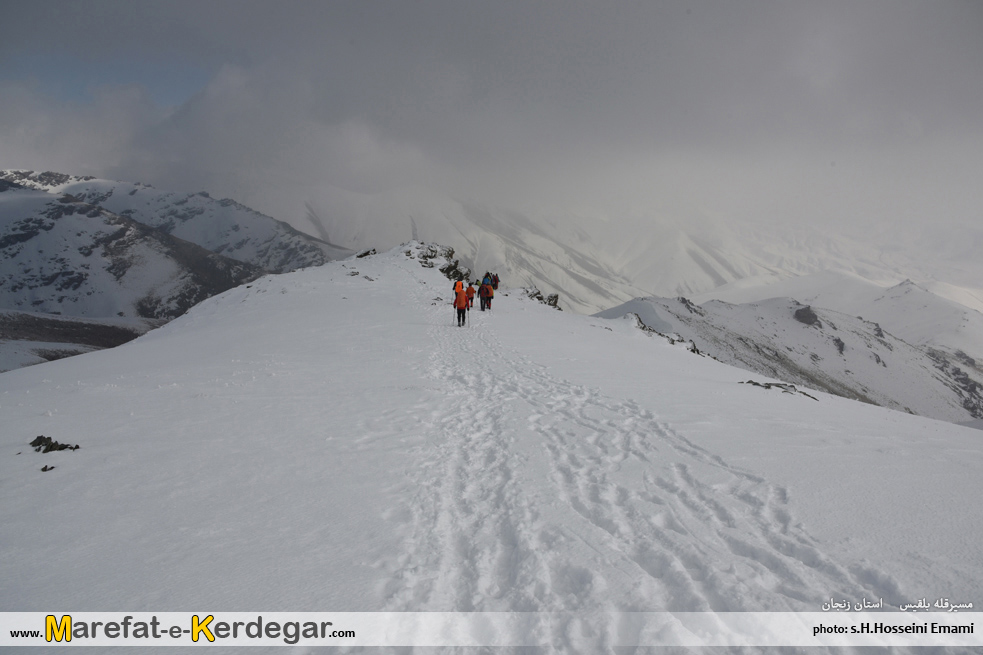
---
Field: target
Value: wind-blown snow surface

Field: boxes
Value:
[2,244,981,648]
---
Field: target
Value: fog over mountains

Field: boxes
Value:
[2,168,982,431]
[303,182,983,315]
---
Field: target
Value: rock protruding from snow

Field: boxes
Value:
[793,305,822,328]
[403,242,472,282]
[520,287,561,310]
[740,379,819,401]
[30,435,79,453]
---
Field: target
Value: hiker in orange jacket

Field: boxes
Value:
[484,282,494,310]
[465,283,476,308]
[453,284,469,326]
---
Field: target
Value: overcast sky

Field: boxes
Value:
[2,0,982,245]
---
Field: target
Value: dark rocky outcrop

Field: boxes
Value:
[30,435,80,453]
[793,305,822,327]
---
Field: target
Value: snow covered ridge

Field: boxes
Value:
[0,169,351,273]
[597,296,983,425]
[3,242,981,634]
[693,270,983,377]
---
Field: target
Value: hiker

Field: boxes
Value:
[453,282,469,327]
[478,282,489,311]
[466,282,476,309]
[485,281,494,310]
[492,273,499,290]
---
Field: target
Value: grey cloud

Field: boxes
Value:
[1,0,982,248]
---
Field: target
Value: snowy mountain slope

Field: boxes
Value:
[0,170,351,273]
[0,309,161,373]
[596,296,983,424]
[692,270,983,369]
[0,185,263,319]
[588,215,983,305]
[3,243,980,642]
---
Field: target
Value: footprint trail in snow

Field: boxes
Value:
[382,264,897,627]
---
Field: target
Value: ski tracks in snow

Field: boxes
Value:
[381,269,899,626]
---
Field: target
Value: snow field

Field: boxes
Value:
[1,243,981,653]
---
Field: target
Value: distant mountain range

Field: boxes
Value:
[303,184,983,425]
[1,170,350,274]
[597,293,983,425]
[305,185,983,318]
[0,170,351,371]
[4,169,982,430]
[691,270,983,364]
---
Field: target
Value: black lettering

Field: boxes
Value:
[246,617,262,639]
[283,622,300,645]
[214,622,230,639]
[232,621,244,638]
[265,621,280,639]
[105,622,119,638]
[320,622,333,638]
[169,625,181,638]
[302,622,318,639]
[73,623,89,639]
[151,617,161,638]
[133,622,149,638]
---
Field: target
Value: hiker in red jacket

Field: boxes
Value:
[466,283,476,308]
[478,283,489,311]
